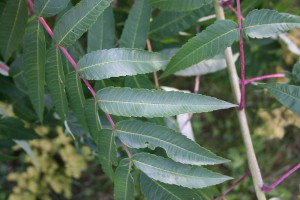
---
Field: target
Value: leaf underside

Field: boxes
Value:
[115,120,228,165]
[133,153,232,188]
[96,87,236,118]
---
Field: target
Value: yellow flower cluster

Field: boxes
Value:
[7,126,91,200]
[255,107,300,139]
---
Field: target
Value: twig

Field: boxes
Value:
[243,74,286,85]
[147,39,160,89]
[261,163,300,192]
[215,170,251,200]
[214,1,266,199]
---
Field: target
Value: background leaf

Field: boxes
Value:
[120,0,151,49]
[244,9,300,39]
[87,5,115,52]
[53,0,113,47]
[65,71,88,130]
[115,120,228,165]
[77,49,168,80]
[46,47,68,120]
[124,75,154,89]
[23,18,46,122]
[161,20,239,78]
[34,0,69,17]
[149,5,213,41]
[114,158,134,200]
[257,83,300,116]
[84,99,102,138]
[97,87,236,117]
[94,129,118,180]
[133,153,231,188]
[0,0,28,61]
[150,0,212,11]
[140,173,204,200]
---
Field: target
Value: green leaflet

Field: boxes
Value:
[140,173,204,200]
[149,5,213,41]
[94,129,118,180]
[133,153,231,188]
[115,120,228,165]
[114,158,135,200]
[161,48,239,77]
[34,0,69,17]
[124,75,154,89]
[0,117,39,140]
[120,0,151,49]
[87,6,115,52]
[46,47,68,120]
[77,49,168,80]
[161,20,239,78]
[0,0,28,62]
[244,9,300,39]
[23,18,46,122]
[257,83,300,116]
[53,0,113,47]
[96,87,236,118]
[150,0,212,11]
[84,99,102,138]
[65,71,88,130]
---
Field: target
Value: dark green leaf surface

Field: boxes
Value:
[257,83,300,116]
[53,0,113,47]
[140,173,204,200]
[124,75,154,89]
[46,47,68,120]
[88,6,115,52]
[96,87,236,117]
[34,0,69,17]
[115,120,228,165]
[84,99,102,138]
[77,49,168,80]
[292,60,300,82]
[149,5,213,41]
[0,117,39,140]
[244,9,300,39]
[161,20,239,78]
[23,19,46,122]
[65,72,88,130]
[150,0,212,11]
[134,153,231,188]
[114,158,134,200]
[94,129,118,180]
[0,0,28,61]
[120,0,151,49]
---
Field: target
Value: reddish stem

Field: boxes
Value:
[243,74,286,85]
[26,0,34,11]
[38,18,54,37]
[215,170,251,200]
[0,63,9,73]
[261,163,300,192]
[236,0,245,110]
